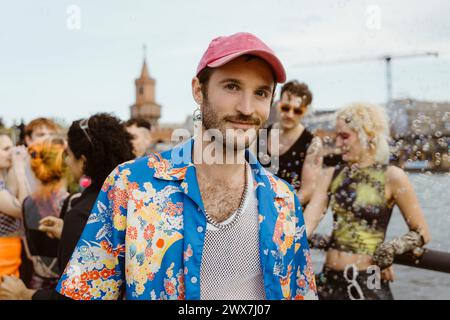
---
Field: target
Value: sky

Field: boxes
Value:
[1,0,450,127]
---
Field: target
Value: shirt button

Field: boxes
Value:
[197,226,203,233]
[191,276,198,284]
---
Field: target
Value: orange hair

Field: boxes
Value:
[25,118,60,137]
[29,138,67,197]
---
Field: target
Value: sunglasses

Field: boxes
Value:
[280,104,306,115]
[79,119,94,147]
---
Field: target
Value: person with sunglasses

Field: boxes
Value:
[257,80,322,206]
[29,33,318,301]
[0,113,134,300]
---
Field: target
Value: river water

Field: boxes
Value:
[311,172,450,300]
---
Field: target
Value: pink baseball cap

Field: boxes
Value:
[196,32,286,83]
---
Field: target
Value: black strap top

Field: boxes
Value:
[256,125,314,191]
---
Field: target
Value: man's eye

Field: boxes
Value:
[255,90,268,98]
[225,84,239,91]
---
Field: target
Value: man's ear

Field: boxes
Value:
[192,77,204,106]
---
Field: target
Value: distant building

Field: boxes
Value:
[129,59,191,150]
[129,59,161,127]
[388,99,450,138]
[302,109,337,133]
[388,99,450,171]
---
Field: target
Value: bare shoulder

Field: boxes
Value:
[386,165,410,187]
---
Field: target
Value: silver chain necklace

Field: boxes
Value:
[204,163,249,230]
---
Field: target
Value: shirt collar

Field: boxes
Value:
[151,138,290,200]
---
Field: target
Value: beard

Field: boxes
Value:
[201,98,264,151]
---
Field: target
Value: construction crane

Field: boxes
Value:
[292,52,439,105]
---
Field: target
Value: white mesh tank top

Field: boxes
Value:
[200,163,266,300]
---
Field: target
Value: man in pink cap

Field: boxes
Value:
[54,32,318,300]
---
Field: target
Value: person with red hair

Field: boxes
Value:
[22,138,69,290]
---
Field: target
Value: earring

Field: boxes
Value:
[193,107,202,122]
[193,106,202,137]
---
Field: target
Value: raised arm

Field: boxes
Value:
[10,146,32,203]
[298,137,323,205]
[0,190,22,219]
[303,167,334,239]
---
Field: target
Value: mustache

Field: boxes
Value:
[223,114,262,126]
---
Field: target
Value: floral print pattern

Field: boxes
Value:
[57,139,317,300]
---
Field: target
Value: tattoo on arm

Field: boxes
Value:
[305,139,323,167]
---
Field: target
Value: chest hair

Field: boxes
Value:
[197,175,245,223]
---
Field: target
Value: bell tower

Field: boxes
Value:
[130,45,161,126]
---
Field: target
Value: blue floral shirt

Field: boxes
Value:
[56,139,317,300]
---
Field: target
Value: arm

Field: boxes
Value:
[373,166,431,270]
[56,167,127,300]
[0,276,36,300]
[11,146,32,203]
[303,167,334,239]
[387,166,430,243]
[298,137,323,205]
[6,169,18,198]
[0,190,22,219]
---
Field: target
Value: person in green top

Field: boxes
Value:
[304,102,430,300]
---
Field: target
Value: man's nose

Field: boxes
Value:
[236,92,255,116]
[286,108,295,118]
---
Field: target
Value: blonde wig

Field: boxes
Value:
[336,102,390,164]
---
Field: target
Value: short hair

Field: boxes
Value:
[280,81,313,106]
[25,118,60,137]
[336,102,390,164]
[125,118,151,131]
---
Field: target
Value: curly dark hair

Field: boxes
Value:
[68,113,134,188]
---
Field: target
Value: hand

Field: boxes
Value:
[373,242,395,270]
[11,146,28,163]
[381,266,395,282]
[0,276,33,300]
[11,146,28,172]
[39,216,64,240]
